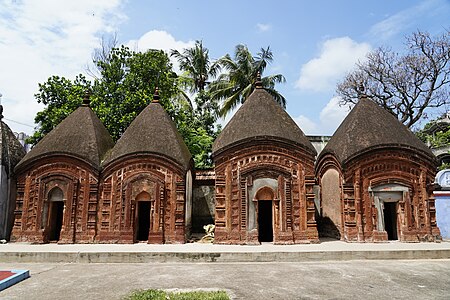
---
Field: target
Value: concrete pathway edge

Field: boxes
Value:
[1,249,450,263]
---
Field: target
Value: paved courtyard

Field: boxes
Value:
[1,259,449,299]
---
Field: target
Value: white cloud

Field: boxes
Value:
[256,23,272,32]
[295,37,371,92]
[293,97,351,135]
[126,30,195,72]
[319,97,351,133]
[0,0,126,134]
[369,0,449,40]
[293,115,318,134]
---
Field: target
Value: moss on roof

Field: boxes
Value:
[321,97,434,164]
[102,102,192,171]
[212,88,316,155]
[15,105,114,171]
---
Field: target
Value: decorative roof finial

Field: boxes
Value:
[152,86,160,103]
[255,71,262,89]
[82,90,91,107]
[358,82,367,99]
[358,82,365,93]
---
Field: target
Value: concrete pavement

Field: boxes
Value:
[0,260,449,299]
[1,240,450,263]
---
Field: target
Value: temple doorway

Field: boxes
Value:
[134,192,152,242]
[45,187,64,242]
[383,202,398,240]
[48,201,64,241]
[258,200,273,242]
[372,184,405,241]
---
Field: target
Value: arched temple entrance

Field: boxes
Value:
[134,191,152,242]
[255,186,275,243]
[44,187,65,242]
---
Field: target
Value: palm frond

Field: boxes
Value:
[219,90,242,117]
[264,88,286,109]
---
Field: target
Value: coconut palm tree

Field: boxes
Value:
[208,44,286,117]
[170,40,221,93]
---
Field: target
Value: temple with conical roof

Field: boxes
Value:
[97,88,193,243]
[0,104,26,240]
[212,77,318,244]
[11,93,115,243]
[6,80,442,244]
[316,92,441,242]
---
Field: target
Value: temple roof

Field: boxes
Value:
[0,110,26,175]
[15,102,114,171]
[212,88,316,155]
[102,99,192,171]
[321,96,434,164]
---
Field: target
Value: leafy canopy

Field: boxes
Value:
[30,46,212,168]
[208,44,286,117]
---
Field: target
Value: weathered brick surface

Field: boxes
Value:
[11,157,97,243]
[214,141,318,244]
[11,155,188,244]
[317,149,441,242]
[96,156,187,244]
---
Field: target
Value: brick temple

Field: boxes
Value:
[316,93,440,242]
[212,80,318,244]
[2,83,442,244]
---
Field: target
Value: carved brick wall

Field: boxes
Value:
[214,141,318,244]
[98,157,186,244]
[11,157,97,243]
[342,149,440,242]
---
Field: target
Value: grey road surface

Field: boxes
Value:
[1,260,449,299]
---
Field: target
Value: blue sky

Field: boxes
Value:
[0,0,449,135]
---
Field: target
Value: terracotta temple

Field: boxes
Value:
[2,81,442,244]
[316,92,441,242]
[11,91,193,244]
[212,79,318,244]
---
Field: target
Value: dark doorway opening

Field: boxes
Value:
[383,202,398,240]
[258,200,273,242]
[48,201,64,241]
[136,201,151,241]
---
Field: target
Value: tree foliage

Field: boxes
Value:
[416,115,450,148]
[31,46,181,143]
[91,46,182,140]
[170,41,222,168]
[171,40,221,93]
[208,44,286,117]
[30,75,91,145]
[337,30,450,128]
[29,45,214,167]
[30,42,285,169]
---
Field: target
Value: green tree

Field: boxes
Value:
[92,45,181,140]
[208,44,286,117]
[416,116,450,148]
[337,30,450,128]
[29,75,91,145]
[170,40,221,92]
[31,46,181,143]
[171,41,222,168]
[29,46,218,167]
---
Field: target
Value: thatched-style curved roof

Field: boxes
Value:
[320,97,434,164]
[15,104,114,172]
[212,88,316,156]
[102,101,192,171]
